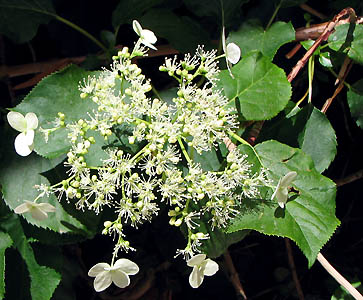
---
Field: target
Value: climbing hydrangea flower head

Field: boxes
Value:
[187,254,219,288]
[88,259,139,292]
[14,200,56,221]
[29,20,270,292]
[7,111,38,156]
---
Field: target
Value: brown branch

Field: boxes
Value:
[288,7,357,83]
[334,169,363,187]
[295,16,363,41]
[285,238,304,300]
[224,250,248,299]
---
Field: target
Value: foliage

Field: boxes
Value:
[0,1,363,299]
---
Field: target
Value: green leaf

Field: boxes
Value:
[200,224,249,259]
[328,24,363,65]
[183,0,250,27]
[300,106,337,173]
[0,231,12,299]
[189,148,221,172]
[139,8,212,53]
[100,30,116,50]
[0,139,88,234]
[14,65,109,164]
[259,105,337,172]
[347,78,363,129]
[0,0,56,43]
[1,214,61,300]
[228,20,295,59]
[218,51,292,120]
[112,0,163,29]
[227,140,340,267]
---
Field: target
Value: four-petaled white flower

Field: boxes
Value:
[14,200,56,221]
[132,20,157,50]
[271,171,297,208]
[222,27,241,78]
[88,258,139,292]
[187,254,219,288]
[7,111,38,156]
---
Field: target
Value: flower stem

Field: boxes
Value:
[178,138,192,165]
[266,0,282,30]
[55,15,108,52]
[227,130,263,166]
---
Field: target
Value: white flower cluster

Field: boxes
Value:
[38,24,268,259]
[7,21,277,292]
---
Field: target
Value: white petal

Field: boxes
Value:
[277,188,288,208]
[24,130,35,146]
[25,112,38,130]
[7,111,27,132]
[113,259,139,275]
[30,207,48,220]
[141,29,157,44]
[88,263,110,277]
[37,203,56,213]
[279,171,297,188]
[14,133,33,156]
[94,271,112,292]
[189,266,203,288]
[111,270,130,288]
[203,259,219,276]
[141,39,157,50]
[226,43,241,64]
[132,20,143,36]
[187,254,206,267]
[14,203,31,214]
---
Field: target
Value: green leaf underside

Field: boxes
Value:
[0,148,87,234]
[0,231,12,299]
[228,20,295,60]
[112,0,163,29]
[328,24,363,65]
[347,79,363,129]
[1,214,60,300]
[139,8,212,53]
[227,140,339,267]
[15,65,109,164]
[0,0,55,43]
[218,51,292,120]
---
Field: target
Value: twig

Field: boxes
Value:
[286,44,302,59]
[321,59,352,113]
[334,169,363,186]
[224,250,248,299]
[287,7,357,83]
[299,4,327,20]
[317,253,363,300]
[285,238,304,300]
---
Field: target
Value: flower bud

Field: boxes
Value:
[104,221,112,228]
